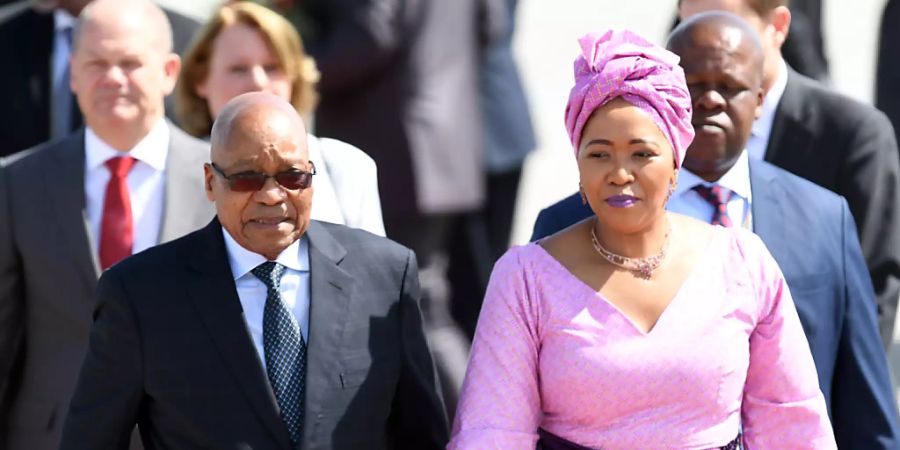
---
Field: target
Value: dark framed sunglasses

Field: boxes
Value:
[208,161,316,192]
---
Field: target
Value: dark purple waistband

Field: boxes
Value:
[536,428,742,450]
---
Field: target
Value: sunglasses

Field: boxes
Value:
[208,162,316,192]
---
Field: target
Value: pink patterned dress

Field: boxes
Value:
[449,228,836,449]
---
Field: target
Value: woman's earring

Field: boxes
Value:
[579,182,588,205]
[664,179,677,205]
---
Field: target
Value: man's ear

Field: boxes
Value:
[769,5,792,51]
[203,163,216,201]
[754,87,764,119]
[161,53,182,96]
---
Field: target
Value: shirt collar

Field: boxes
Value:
[675,149,752,202]
[84,119,170,172]
[54,9,76,33]
[221,227,310,281]
[751,58,788,139]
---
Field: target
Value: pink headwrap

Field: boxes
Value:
[564,29,694,168]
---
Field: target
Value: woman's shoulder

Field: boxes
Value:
[309,133,377,170]
[495,241,549,272]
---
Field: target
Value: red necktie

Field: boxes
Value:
[692,184,734,227]
[99,156,137,270]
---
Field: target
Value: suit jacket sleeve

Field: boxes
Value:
[390,249,449,448]
[59,268,143,450]
[309,0,421,95]
[530,207,561,242]
[831,199,900,449]
[842,108,900,344]
[0,165,24,421]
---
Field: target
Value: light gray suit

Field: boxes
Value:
[0,123,215,450]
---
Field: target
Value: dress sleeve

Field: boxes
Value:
[448,246,542,449]
[739,232,837,449]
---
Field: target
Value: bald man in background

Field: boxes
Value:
[678,0,900,347]
[0,0,199,156]
[0,1,213,448]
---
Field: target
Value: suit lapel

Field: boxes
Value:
[301,221,353,448]
[159,124,211,243]
[45,131,100,288]
[185,219,293,449]
[749,160,786,249]
[765,70,815,165]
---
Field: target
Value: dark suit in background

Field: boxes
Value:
[876,0,900,160]
[0,5,199,156]
[0,126,214,450]
[302,0,500,243]
[766,69,900,345]
[60,219,448,449]
[448,0,535,339]
[530,159,900,449]
[781,0,828,82]
[670,1,829,82]
[301,0,505,415]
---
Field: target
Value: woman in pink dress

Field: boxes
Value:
[448,29,836,450]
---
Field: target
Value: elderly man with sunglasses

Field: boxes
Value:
[58,91,449,450]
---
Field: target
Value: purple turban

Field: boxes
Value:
[564,29,694,168]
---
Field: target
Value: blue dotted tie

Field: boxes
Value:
[251,261,305,446]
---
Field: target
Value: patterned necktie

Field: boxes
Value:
[99,156,136,270]
[251,261,306,446]
[692,184,735,227]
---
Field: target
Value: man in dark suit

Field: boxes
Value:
[531,13,900,448]
[679,0,900,346]
[59,92,448,449]
[0,0,199,156]
[0,1,214,448]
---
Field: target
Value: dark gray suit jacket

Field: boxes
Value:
[307,0,504,222]
[0,124,214,450]
[0,6,199,156]
[766,69,900,346]
[59,219,449,449]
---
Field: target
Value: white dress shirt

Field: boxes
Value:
[222,229,311,370]
[746,58,789,161]
[84,120,169,257]
[668,150,753,229]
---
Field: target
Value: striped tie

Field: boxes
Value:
[692,184,735,227]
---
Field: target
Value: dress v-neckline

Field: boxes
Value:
[534,230,721,336]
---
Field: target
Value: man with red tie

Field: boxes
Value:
[0,0,213,448]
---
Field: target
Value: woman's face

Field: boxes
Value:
[578,97,676,234]
[196,23,293,118]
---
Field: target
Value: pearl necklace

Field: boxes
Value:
[589,219,670,280]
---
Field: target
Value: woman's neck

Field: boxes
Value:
[591,214,670,259]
